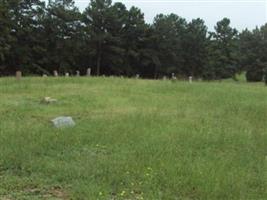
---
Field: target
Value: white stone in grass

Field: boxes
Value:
[52,116,75,128]
[189,76,193,83]
[42,97,57,104]
[87,68,91,76]
[53,70,58,77]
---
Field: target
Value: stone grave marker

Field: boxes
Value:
[189,76,193,83]
[87,68,91,76]
[16,71,22,80]
[52,116,75,128]
[53,70,58,77]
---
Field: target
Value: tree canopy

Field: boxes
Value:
[0,0,266,82]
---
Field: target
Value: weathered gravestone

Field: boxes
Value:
[16,71,22,80]
[51,116,75,128]
[53,70,58,77]
[87,68,91,76]
[189,76,193,83]
[65,73,69,77]
[76,70,80,77]
[41,97,57,104]
[171,73,177,81]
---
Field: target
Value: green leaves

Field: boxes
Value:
[0,0,266,82]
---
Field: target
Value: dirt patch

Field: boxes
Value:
[24,185,69,199]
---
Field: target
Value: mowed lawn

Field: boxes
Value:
[0,77,267,199]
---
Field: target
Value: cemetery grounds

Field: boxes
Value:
[0,77,267,199]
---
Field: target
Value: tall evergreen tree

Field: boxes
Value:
[83,0,113,75]
[44,0,81,74]
[207,18,238,79]
[183,18,209,78]
[152,14,187,78]
[0,0,13,75]
[3,0,45,74]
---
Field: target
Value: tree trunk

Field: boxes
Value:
[96,41,102,76]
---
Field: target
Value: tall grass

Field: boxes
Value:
[0,77,267,199]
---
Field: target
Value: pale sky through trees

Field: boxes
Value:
[73,0,267,31]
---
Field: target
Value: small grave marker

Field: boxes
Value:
[87,68,91,76]
[52,116,75,128]
[42,97,57,104]
[171,73,177,81]
[189,76,193,83]
[16,71,22,80]
[53,70,58,77]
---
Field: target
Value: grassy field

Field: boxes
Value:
[0,77,267,199]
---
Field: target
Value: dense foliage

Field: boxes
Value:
[0,0,267,81]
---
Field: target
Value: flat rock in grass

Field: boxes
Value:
[52,116,75,128]
[42,97,57,104]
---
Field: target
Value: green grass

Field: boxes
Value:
[0,77,267,199]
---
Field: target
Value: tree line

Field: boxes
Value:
[0,0,267,82]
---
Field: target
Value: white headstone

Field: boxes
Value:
[76,70,80,77]
[171,73,177,80]
[136,74,140,79]
[87,68,91,76]
[42,97,57,104]
[53,70,58,77]
[189,76,193,83]
[65,73,69,77]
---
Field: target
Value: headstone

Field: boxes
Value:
[16,71,22,80]
[42,97,57,104]
[136,74,140,79]
[163,76,167,80]
[53,70,58,77]
[87,68,91,76]
[189,76,193,83]
[42,74,48,77]
[51,116,75,128]
[65,72,69,77]
[76,70,80,77]
[171,73,177,81]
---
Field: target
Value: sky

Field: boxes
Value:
[73,0,267,31]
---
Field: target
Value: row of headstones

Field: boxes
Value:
[166,73,193,83]
[16,69,193,83]
[50,68,92,77]
[15,68,92,80]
